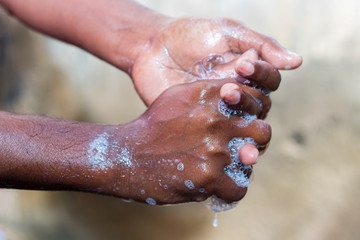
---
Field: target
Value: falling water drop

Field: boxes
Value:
[212,213,218,227]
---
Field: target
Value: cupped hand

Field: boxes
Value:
[131,17,302,105]
[108,79,271,204]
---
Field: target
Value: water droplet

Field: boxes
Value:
[184,180,195,189]
[200,89,207,98]
[212,213,218,227]
[177,163,184,171]
[146,197,156,205]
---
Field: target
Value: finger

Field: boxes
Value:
[260,38,303,70]
[232,88,262,116]
[226,24,302,69]
[218,82,271,119]
[214,176,248,203]
[236,59,281,91]
[219,84,262,117]
[237,48,259,61]
[212,49,259,74]
[238,85,272,119]
[231,119,272,146]
[220,83,241,105]
[238,143,259,165]
[243,35,302,69]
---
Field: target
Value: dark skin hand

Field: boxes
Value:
[122,79,271,204]
[0,34,280,200]
[0,0,302,106]
[131,17,301,105]
[0,79,270,204]
[0,0,300,203]
[0,0,295,166]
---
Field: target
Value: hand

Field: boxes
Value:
[131,17,302,105]
[0,1,300,105]
[105,79,271,204]
[0,79,270,204]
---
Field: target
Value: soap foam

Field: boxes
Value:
[184,180,195,189]
[146,197,156,205]
[207,138,257,226]
[177,162,184,171]
[218,99,257,127]
[88,132,113,171]
[224,138,255,188]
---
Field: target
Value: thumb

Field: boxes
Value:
[227,23,303,70]
[260,37,303,70]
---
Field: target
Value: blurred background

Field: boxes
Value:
[0,0,359,239]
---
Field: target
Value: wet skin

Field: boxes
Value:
[0,0,302,203]
[132,17,302,105]
[0,50,278,203]
[0,0,299,167]
[0,0,302,106]
[0,79,270,204]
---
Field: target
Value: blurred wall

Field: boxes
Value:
[0,0,359,240]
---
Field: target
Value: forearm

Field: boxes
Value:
[0,111,135,197]
[0,0,170,72]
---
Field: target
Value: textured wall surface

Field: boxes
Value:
[0,0,359,239]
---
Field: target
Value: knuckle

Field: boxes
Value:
[231,187,248,202]
[255,120,272,145]
[196,165,218,191]
[206,118,228,135]
[259,97,272,119]
[271,69,282,91]
[215,185,248,203]
[206,118,220,132]
[198,162,216,181]
[202,137,221,154]
[198,151,228,184]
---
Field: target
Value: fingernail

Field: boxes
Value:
[284,50,303,68]
[225,89,241,105]
[248,147,259,164]
[238,61,254,76]
[285,49,302,59]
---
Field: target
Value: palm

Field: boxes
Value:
[132,18,253,105]
[131,17,302,106]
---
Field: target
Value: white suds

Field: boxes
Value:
[116,145,133,168]
[146,197,157,205]
[88,132,113,171]
[184,180,195,189]
[88,132,134,171]
[177,163,184,171]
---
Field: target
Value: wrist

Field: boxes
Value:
[111,10,172,74]
[0,0,172,76]
[0,111,139,196]
[88,118,148,199]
